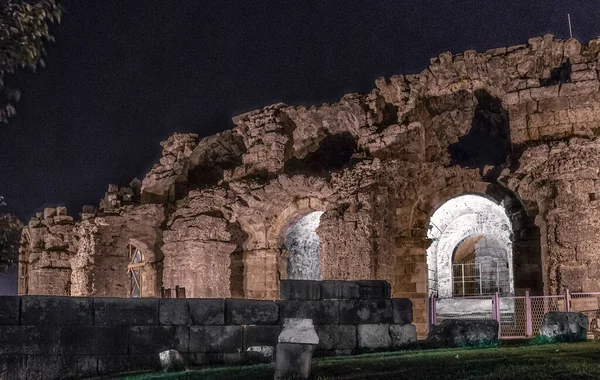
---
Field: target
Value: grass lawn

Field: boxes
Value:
[121,341,600,380]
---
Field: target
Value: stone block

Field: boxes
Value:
[320,280,360,299]
[159,298,190,325]
[53,215,74,225]
[571,70,597,82]
[539,312,588,342]
[0,296,19,325]
[315,325,357,350]
[355,280,391,299]
[21,296,93,326]
[97,354,160,376]
[61,326,129,355]
[26,355,98,380]
[0,355,26,380]
[55,206,67,216]
[427,319,499,347]
[0,326,61,354]
[129,326,189,354]
[278,300,339,325]
[390,324,417,348]
[189,299,225,325]
[243,325,282,349]
[94,298,159,326]
[43,208,56,219]
[559,80,599,97]
[392,298,413,324]
[225,299,278,325]
[530,85,559,100]
[280,280,321,300]
[190,325,242,353]
[339,299,393,324]
[357,324,391,349]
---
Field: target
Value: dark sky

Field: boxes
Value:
[1,1,599,222]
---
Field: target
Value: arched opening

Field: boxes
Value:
[451,234,511,296]
[127,244,145,298]
[281,211,324,280]
[426,194,513,298]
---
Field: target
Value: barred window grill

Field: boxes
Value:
[452,261,510,296]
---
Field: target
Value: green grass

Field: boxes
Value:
[121,341,600,380]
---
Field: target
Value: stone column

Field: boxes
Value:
[274,318,319,380]
[243,249,279,299]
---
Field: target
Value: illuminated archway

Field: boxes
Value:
[282,211,324,280]
[426,194,513,298]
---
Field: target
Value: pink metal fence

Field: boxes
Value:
[430,290,599,339]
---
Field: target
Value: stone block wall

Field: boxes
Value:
[0,281,415,379]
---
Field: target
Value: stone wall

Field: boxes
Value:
[0,280,415,379]
[17,35,600,318]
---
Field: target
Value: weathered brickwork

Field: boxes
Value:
[17,36,600,331]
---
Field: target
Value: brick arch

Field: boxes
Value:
[410,181,542,296]
[266,197,327,249]
[230,196,327,300]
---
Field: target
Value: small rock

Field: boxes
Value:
[159,349,186,372]
[246,345,275,363]
[539,312,588,342]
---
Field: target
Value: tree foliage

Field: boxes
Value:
[0,0,61,123]
[0,213,23,270]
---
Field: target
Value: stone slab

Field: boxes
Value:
[159,299,224,325]
[190,325,242,353]
[225,299,278,325]
[21,296,93,326]
[315,325,357,350]
[339,299,393,324]
[97,354,160,376]
[159,299,190,325]
[94,298,159,326]
[320,281,360,299]
[391,298,413,324]
[427,319,499,347]
[280,280,321,300]
[26,355,98,380]
[189,299,225,325]
[60,326,129,355]
[129,326,189,354]
[0,297,19,325]
[278,300,339,325]
[355,280,392,299]
[0,326,61,355]
[0,355,26,380]
[390,324,417,348]
[357,324,391,349]
[243,325,282,350]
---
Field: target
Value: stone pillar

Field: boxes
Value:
[243,249,279,299]
[394,237,429,337]
[274,318,319,380]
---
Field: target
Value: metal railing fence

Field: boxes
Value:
[428,289,600,339]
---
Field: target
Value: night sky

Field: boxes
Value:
[1,1,599,222]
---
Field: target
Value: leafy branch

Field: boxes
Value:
[0,0,62,123]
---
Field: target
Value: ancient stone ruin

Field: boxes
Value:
[18,34,600,334]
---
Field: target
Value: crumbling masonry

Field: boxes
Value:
[19,35,600,334]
